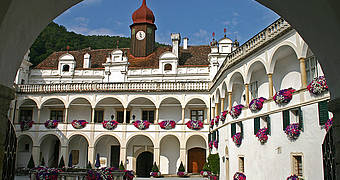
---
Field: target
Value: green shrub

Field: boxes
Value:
[207,154,220,175]
[151,162,159,172]
[27,154,35,169]
[119,161,125,170]
[178,161,185,172]
[202,162,210,171]
[58,156,65,168]
[87,161,92,169]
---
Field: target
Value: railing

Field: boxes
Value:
[212,18,291,84]
[16,82,210,93]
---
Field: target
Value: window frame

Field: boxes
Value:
[62,64,70,72]
[238,156,245,173]
[50,109,64,122]
[190,109,205,122]
[291,152,304,178]
[19,108,33,123]
[141,109,155,123]
[305,56,318,83]
[250,81,258,99]
[94,109,104,123]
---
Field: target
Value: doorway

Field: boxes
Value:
[136,151,153,177]
[110,145,120,168]
[188,147,206,173]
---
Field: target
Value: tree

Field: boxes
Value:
[178,161,185,172]
[207,154,220,175]
[119,161,125,171]
[202,162,210,171]
[95,153,100,168]
[27,154,35,169]
[58,156,65,168]
[87,161,92,169]
[151,162,159,172]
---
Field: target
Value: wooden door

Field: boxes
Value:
[188,148,206,173]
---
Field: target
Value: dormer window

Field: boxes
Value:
[62,65,70,72]
[164,64,172,71]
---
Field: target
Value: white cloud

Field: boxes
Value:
[191,29,210,45]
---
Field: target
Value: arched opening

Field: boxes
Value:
[128,97,156,123]
[230,72,245,105]
[68,135,89,168]
[18,99,38,125]
[95,97,125,124]
[186,135,207,173]
[159,97,182,123]
[16,135,33,168]
[160,135,180,174]
[164,64,172,71]
[271,45,300,92]
[69,98,91,123]
[248,61,269,99]
[215,89,221,115]
[40,134,61,168]
[221,82,228,111]
[41,98,65,124]
[94,135,120,168]
[62,64,70,72]
[136,151,154,177]
[185,98,207,123]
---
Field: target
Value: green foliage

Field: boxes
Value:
[119,161,125,170]
[27,154,35,169]
[151,162,159,172]
[40,157,45,166]
[58,156,65,168]
[87,161,92,169]
[207,154,220,175]
[30,22,166,67]
[178,161,185,172]
[202,162,210,171]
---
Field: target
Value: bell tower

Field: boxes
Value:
[130,0,157,57]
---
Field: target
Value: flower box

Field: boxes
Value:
[221,111,228,122]
[186,120,204,130]
[325,118,333,131]
[210,120,214,128]
[133,120,150,130]
[71,120,88,129]
[44,120,59,129]
[256,128,269,144]
[209,141,213,149]
[232,132,242,146]
[249,97,267,112]
[273,88,296,104]
[307,76,328,95]
[158,120,176,130]
[200,171,211,177]
[150,171,161,177]
[177,171,186,177]
[33,167,62,180]
[215,116,220,126]
[20,120,34,131]
[102,120,119,130]
[230,105,244,119]
[213,140,218,149]
[285,123,301,140]
[233,172,246,180]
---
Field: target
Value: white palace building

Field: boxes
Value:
[11,0,331,179]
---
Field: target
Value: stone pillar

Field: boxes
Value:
[64,108,68,123]
[37,108,41,123]
[91,108,95,123]
[14,107,19,124]
[268,74,274,98]
[228,92,232,110]
[32,145,40,167]
[182,108,185,124]
[60,146,68,166]
[245,84,250,106]
[155,108,159,125]
[154,147,160,168]
[215,103,219,117]
[206,107,210,124]
[120,147,127,167]
[299,58,308,88]
[123,108,127,124]
[221,98,225,113]
[180,148,186,169]
[211,107,215,119]
[88,146,95,168]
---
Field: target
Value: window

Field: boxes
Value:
[71,150,79,165]
[292,154,303,178]
[282,108,303,131]
[238,156,245,173]
[62,64,70,72]
[250,81,258,99]
[318,100,329,125]
[305,56,318,83]
[191,110,204,121]
[231,122,243,137]
[142,110,155,123]
[117,111,131,124]
[164,64,172,71]
[94,110,104,123]
[50,110,63,122]
[19,109,33,123]
[254,116,271,135]
[210,130,219,142]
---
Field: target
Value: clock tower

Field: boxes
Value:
[130,0,157,57]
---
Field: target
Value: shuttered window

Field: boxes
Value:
[298,107,304,131]
[318,100,329,125]
[283,110,290,130]
[208,133,211,142]
[254,117,260,135]
[240,122,244,138]
[267,116,271,135]
[212,131,217,141]
[231,123,236,137]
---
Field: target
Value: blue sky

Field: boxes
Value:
[55,0,279,45]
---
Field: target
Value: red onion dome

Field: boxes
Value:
[132,0,155,24]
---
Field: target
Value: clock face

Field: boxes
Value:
[136,31,146,40]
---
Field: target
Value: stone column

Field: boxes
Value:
[123,108,127,124]
[120,147,127,167]
[228,92,232,110]
[32,145,40,167]
[268,74,274,98]
[64,108,68,123]
[60,146,68,166]
[182,108,185,124]
[88,146,95,168]
[180,148,186,169]
[245,84,250,106]
[211,107,215,119]
[215,103,219,117]
[221,98,225,113]
[155,108,159,125]
[91,108,95,123]
[299,58,308,88]
[154,147,160,168]
[206,107,210,124]
[37,108,41,123]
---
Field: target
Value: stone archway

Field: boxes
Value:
[136,151,154,177]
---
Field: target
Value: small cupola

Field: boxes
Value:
[58,53,76,75]
[218,28,233,54]
[83,53,91,68]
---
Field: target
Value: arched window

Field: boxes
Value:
[62,64,70,72]
[164,64,172,71]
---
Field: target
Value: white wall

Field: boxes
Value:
[273,54,301,92]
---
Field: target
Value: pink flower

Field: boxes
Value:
[159,120,176,130]
[71,120,88,129]
[232,133,242,146]
[229,105,244,119]
[186,120,204,130]
[133,120,150,130]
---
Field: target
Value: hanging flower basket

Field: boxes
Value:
[249,97,267,112]
[307,76,328,95]
[273,88,296,104]
[221,111,228,122]
[177,171,186,177]
[229,105,245,119]
[20,120,34,131]
[44,120,59,129]
[209,141,213,149]
[215,116,220,126]
[287,175,300,180]
[150,172,161,177]
[102,120,119,130]
[213,140,218,149]
[123,170,135,180]
[33,167,62,180]
[325,118,333,131]
[71,120,88,129]
[200,171,211,177]
[210,119,214,128]
[285,123,301,140]
[133,120,150,130]
[256,128,269,144]
[186,120,204,130]
[87,169,101,180]
[233,172,246,180]
[158,120,176,130]
[232,132,243,146]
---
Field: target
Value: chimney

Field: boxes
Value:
[183,37,189,50]
[171,33,181,57]
[84,53,91,68]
